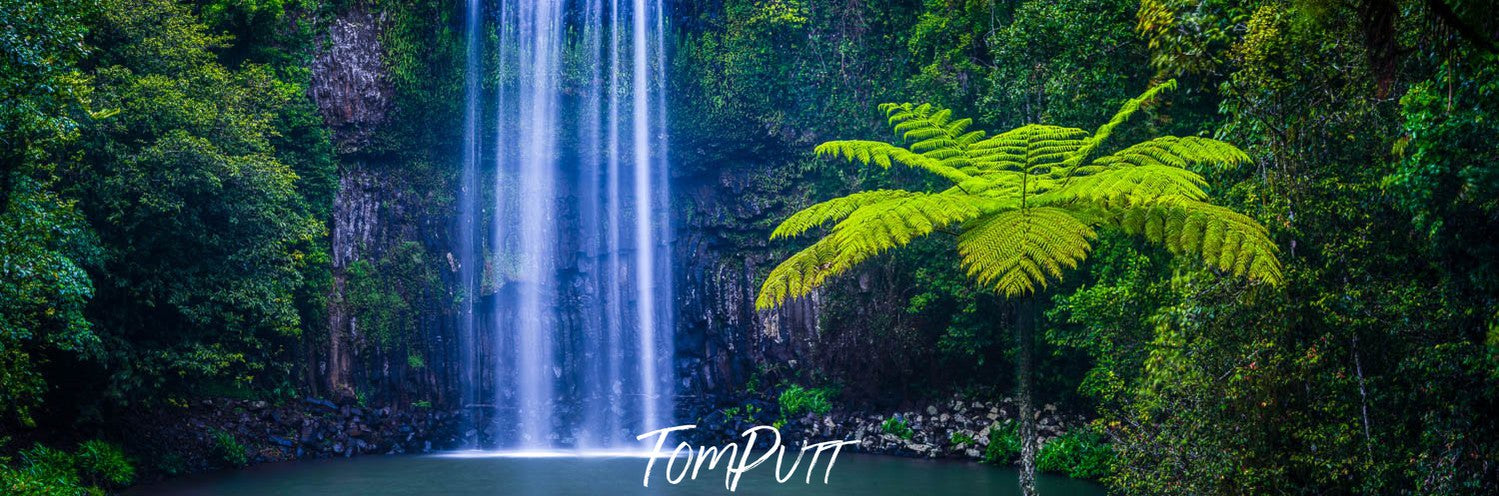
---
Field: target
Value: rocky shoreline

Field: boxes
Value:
[684,392,1088,463]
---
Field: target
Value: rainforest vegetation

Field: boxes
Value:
[3,0,1497,494]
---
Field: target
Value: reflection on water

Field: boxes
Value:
[130,453,1105,495]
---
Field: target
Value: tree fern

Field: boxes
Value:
[757,79,1281,311]
[758,81,1281,496]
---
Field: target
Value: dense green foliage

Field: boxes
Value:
[983,420,1021,464]
[0,0,459,482]
[0,440,133,495]
[1,0,105,430]
[1035,428,1113,480]
[77,0,327,404]
[776,383,835,418]
[1,0,343,429]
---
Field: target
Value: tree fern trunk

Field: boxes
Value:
[1016,296,1038,496]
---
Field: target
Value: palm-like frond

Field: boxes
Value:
[957,208,1097,297]
[815,140,975,185]
[1039,165,1210,203]
[755,236,845,310]
[756,191,994,309]
[1090,136,1252,171]
[770,190,916,240]
[1114,195,1283,283]
[757,80,1283,310]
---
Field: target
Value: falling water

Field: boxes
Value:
[457,0,674,450]
[456,0,483,450]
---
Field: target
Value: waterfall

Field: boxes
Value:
[457,0,674,451]
[456,0,483,449]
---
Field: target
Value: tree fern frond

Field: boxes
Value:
[1093,136,1251,170]
[911,137,960,153]
[826,192,992,261]
[928,108,953,127]
[1117,196,1283,284]
[756,236,845,310]
[971,125,1090,174]
[1064,79,1178,169]
[946,118,974,136]
[770,190,920,240]
[957,207,1097,297]
[901,127,948,142]
[815,140,975,184]
[1040,165,1210,203]
[757,192,996,309]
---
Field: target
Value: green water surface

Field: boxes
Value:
[130,453,1105,495]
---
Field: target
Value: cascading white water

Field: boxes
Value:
[456,0,484,448]
[458,0,674,450]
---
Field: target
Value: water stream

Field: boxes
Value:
[130,454,1108,495]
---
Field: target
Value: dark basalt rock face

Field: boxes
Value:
[671,163,824,400]
[668,138,931,409]
[308,7,459,408]
[309,8,391,155]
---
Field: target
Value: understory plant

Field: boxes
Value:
[1037,428,1113,479]
[1,440,134,495]
[985,421,1022,464]
[212,430,248,468]
[778,384,835,418]
[881,416,915,439]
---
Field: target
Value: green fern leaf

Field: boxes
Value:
[1117,196,1283,284]
[957,207,1097,297]
[1092,136,1251,170]
[770,190,918,240]
[1041,165,1210,203]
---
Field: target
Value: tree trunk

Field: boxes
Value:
[1015,297,1038,496]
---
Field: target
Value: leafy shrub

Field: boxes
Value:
[1036,429,1113,479]
[778,384,834,418]
[950,431,977,447]
[74,440,133,487]
[2,440,135,495]
[212,430,248,468]
[15,444,78,489]
[881,416,915,440]
[1,464,77,496]
[984,421,1021,464]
